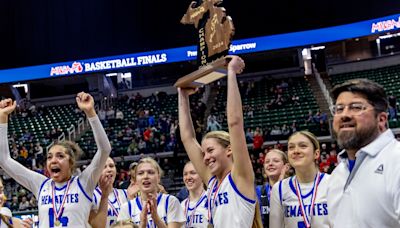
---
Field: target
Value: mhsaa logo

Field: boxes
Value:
[371,17,400,33]
[50,61,83,76]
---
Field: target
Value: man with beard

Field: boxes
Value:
[327,78,400,228]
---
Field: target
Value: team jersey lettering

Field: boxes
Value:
[186,214,204,225]
[41,194,79,205]
[284,203,328,217]
[213,192,229,207]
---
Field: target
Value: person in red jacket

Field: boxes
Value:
[253,130,264,154]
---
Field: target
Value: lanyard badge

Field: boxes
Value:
[51,178,72,227]
[294,173,321,228]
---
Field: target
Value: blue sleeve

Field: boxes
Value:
[255,185,262,202]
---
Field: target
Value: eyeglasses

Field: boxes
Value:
[331,102,373,116]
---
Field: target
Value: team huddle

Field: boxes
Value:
[0,56,399,228]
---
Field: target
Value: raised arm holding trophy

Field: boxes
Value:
[176,1,262,228]
[174,0,237,88]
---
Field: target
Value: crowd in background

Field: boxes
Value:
[1,80,399,214]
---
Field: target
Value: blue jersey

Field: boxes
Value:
[256,183,272,227]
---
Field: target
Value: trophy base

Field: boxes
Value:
[174,56,231,88]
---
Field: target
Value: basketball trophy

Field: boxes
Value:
[174,0,235,88]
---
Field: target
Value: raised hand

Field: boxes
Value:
[147,193,158,220]
[139,200,149,228]
[76,92,96,117]
[0,98,16,123]
[21,217,33,228]
[127,181,140,200]
[98,173,113,196]
[178,87,198,97]
[227,55,245,74]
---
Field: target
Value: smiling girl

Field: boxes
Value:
[256,149,289,227]
[117,157,185,228]
[178,56,261,227]
[269,131,330,228]
[0,92,111,227]
[180,161,207,228]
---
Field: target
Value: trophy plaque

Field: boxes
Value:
[174,0,235,88]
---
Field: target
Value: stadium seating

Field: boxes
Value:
[8,104,83,148]
[330,64,400,128]
[212,76,328,137]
